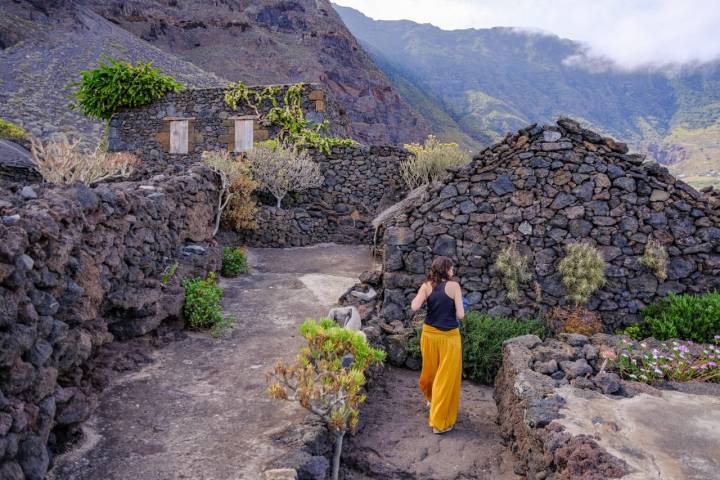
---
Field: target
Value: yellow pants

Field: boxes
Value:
[419,323,462,431]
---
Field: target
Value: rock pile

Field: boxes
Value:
[495,333,720,479]
[0,166,220,479]
[380,118,720,329]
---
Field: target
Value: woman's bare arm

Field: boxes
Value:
[451,282,465,320]
[411,282,430,311]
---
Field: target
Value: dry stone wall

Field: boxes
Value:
[0,166,220,479]
[240,145,411,246]
[380,118,720,329]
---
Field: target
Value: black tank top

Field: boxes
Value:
[426,281,459,331]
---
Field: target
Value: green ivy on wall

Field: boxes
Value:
[224,82,357,154]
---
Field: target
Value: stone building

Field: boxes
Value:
[379,118,720,329]
[108,83,350,176]
[109,84,412,246]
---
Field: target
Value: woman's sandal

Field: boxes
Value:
[432,425,453,434]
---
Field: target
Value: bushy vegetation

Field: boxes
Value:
[461,312,545,384]
[558,243,606,306]
[407,312,546,384]
[224,82,356,154]
[31,137,138,184]
[495,244,532,302]
[0,118,27,141]
[221,247,249,277]
[182,272,234,336]
[201,150,258,235]
[400,135,469,188]
[639,239,668,281]
[623,292,720,343]
[246,140,323,209]
[612,338,719,384]
[72,56,183,121]
[268,318,385,480]
[161,262,178,285]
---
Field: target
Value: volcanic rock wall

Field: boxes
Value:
[380,118,720,329]
[0,166,220,479]
[240,144,411,246]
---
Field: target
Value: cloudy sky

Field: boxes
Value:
[333,0,720,70]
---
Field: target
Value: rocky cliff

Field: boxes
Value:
[0,0,428,146]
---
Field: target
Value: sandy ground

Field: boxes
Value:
[50,244,374,480]
[344,366,519,480]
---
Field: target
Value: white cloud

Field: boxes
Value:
[333,0,720,70]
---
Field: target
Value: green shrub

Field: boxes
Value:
[405,326,422,359]
[633,292,720,343]
[161,262,178,285]
[221,247,249,277]
[406,313,546,384]
[0,119,27,141]
[558,242,606,306]
[461,312,545,384]
[72,56,184,120]
[400,135,469,188]
[182,272,234,336]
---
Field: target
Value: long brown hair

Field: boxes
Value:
[426,256,453,287]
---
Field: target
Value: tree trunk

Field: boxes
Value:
[275,195,282,209]
[332,431,345,480]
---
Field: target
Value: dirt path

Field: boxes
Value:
[50,244,374,480]
[344,366,519,480]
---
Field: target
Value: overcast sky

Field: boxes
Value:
[333,0,720,70]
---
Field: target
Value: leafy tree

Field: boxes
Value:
[268,318,385,480]
[72,56,184,121]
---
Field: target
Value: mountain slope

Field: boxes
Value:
[84,0,428,145]
[0,0,225,143]
[334,4,720,182]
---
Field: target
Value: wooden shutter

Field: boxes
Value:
[230,116,256,152]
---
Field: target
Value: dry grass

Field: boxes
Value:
[31,137,138,184]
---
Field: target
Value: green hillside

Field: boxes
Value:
[334,4,720,185]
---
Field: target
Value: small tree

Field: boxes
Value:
[31,137,138,184]
[495,243,532,302]
[72,56,184,121]
[247,141,323,208]
[268,318,385,480]
[202,150,258,236]
[400,135,469,188]
[639,239,668,281]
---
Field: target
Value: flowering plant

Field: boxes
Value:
[612,336,720,384]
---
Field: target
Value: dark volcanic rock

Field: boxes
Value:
[379,119,720,330]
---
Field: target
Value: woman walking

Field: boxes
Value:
[411,256,464,434]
